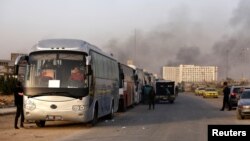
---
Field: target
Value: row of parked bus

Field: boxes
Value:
[14,39,156,127]
[118,63,156,112]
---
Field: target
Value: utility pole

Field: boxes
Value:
[226,49,229,79]
[134,29,137,66]
[241,47,249,80]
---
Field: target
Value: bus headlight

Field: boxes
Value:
[24,100,36,111]
[72,105,85,111]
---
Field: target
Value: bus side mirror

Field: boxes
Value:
[14,55,29,76]
[86,56,91,66]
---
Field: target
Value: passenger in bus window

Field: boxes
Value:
[40,61,55,81]
[69,66,84,81]
[68,66,85,87]
[40,69,54,80]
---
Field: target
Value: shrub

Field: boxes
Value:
[0,76,17,95]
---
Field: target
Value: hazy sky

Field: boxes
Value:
[0,0,238,58]
[1,0,244,78]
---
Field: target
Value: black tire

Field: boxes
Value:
[118,99,126,112]
[107,102,114,119]
[237,110,244,120]
[35,120,46,127]
[169,100,174,104]
[90,106,98,126]
[121,100,127,112]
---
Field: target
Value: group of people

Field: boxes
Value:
[39,66,84,84]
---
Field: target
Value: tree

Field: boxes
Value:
[0,75,17,95]
[0,76,4,94]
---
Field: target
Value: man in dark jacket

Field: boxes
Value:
[220,81,232,111]
[142,84,155,110]
[14,81,24,129]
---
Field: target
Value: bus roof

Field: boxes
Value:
[31,39,112,57]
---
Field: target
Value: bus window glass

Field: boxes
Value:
[25,52,87,88]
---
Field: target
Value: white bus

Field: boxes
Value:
[15,39,120,127]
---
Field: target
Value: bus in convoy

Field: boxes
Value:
[141,71,155,104]
[127,64,143,104]
[118,63,136,112]
[134,68,145,104]
[155,80,176,104]
[14,39,120,127]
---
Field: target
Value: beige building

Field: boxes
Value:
[0,53,27,76]
[163,64,218,83]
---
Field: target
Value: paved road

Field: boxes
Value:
[1,93,249,141]
[57,93,250,141]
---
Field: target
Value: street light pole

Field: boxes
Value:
[134,29,137,66]
[241,47,249,80]
[226,49,229,79]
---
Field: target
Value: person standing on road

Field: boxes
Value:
[175,85,179,96]
[220,81,232,111]
[142,84,156,110]
[14,81,24,129]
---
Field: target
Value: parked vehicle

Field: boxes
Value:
[229,86,250,108]
[237,90,250,120]
[203,88,218,98]
[127,65,144,104]
[141,71,155,104]
[118,63,136,112]
[14,39,120,127]
[134,68,145,104]
[195,87,205,96]
[155,80,176,103]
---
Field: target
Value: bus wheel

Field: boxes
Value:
[122,100,126,112]
[90,106,98,126]
[35,120,46,127]
[169,100,174,104]
[107,103,114,119]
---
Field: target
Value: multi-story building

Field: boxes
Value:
[163,64,218,83]
[0,53,27,76]
[0,60,12,76]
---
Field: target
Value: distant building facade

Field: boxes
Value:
[163,64,218,83]
[0,60,12,76]
[0,53,27,76]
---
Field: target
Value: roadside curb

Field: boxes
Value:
[0,107,16,115]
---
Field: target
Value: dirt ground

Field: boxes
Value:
[0,94,14,108]
[0,94,90,141]
[0,114,90,141]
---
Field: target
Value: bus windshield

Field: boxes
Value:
[25,52,88,89]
